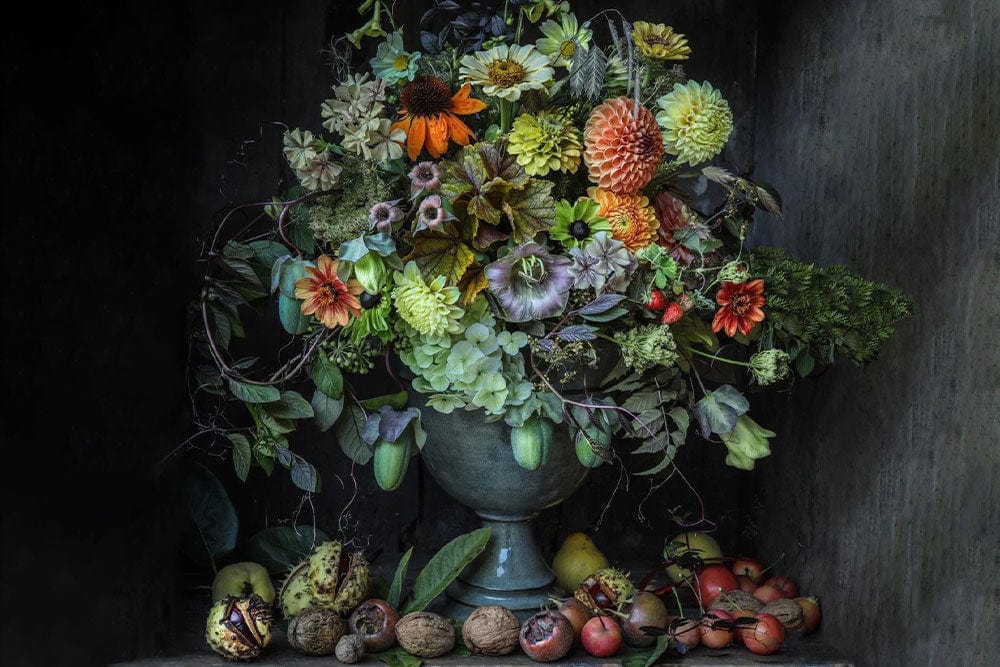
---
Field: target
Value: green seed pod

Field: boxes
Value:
[510,416,553,471]
[373,437,411,491]
[574,428,608,468]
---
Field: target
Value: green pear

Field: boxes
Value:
[212,562,276,604]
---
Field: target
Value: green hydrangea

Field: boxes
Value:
[618,324,679,372]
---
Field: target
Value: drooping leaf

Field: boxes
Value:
[278,293,310,334]
[228,379,280,404]
[244,526,330,575]
[264,390,314,419]
[228,433,252,482]
[290,455,320,492]
[179,462,238,564]
[691,384,749,437]
[404,223,474,284]
[387,546,414,608]
[334,402,374,464]
[311,389,344,432]
[400,527,491,613]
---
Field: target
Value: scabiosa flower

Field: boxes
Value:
[631,22,691,61]
[415,195,448,232]
[507,110,583,176]
[392,77,485,160]
[535,13,592,68]
[550,198,612,248]
[485,243,572,322]
[749,349,791,386]
[392,261,464,336]
[294,255,363,328]
[408,161,441,195]
[618,324,679,372]
[712,279,766,337]
[656,81,734,166]
[588,187,659,252]
[459,44,554,102]
[368,200,403,233]
[652,191,698,265]
[584,97,663,194]
[370,32,421,83]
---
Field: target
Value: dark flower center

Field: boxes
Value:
[374,207,390,221]
[730,293,751,315]
[360,292,381,309]
[401,76,452,117]
[316,282,343,306]
[569,220,590,240]
[416,166,434,181]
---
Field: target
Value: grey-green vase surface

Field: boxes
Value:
[416,400,589,618]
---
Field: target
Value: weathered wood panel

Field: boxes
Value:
[750,1,999,665]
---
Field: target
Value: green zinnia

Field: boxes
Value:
[507,110,583,177]
[656,81,734,166]
[392,262,464,337]
[549,198,611,248]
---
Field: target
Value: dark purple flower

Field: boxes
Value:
[485,243,572,322]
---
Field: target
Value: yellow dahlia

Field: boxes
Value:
[656,81,734,166]
[631,22,692,61]
[588,187,658,252]
[583,97,663,194]
[392,261,464,337]
[507,110,582,176]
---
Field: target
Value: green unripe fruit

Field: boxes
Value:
[574,429,608,468]
[373,437,411,491]
[212,562,276,604]
[510,416,553,471]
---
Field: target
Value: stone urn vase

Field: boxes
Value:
[416,403,589,618]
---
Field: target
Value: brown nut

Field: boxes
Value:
[395,611,456,658]
[335,634,365,663]
[462,605,520,656]
[708,590,763,615]
[287,606,345,655]
[760,598,805,633]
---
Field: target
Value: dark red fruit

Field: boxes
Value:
[519,611,574,663]
[557,598,591,642]
[661,302,684,324]
[697,565,738,607]
[348,599,399,652]
[740,612,785,655]
[646,290,668,311]
[700,610,735,649]
[731,558,765,584]
[762,576,799,598]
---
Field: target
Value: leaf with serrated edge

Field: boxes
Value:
[502,178,556,243]
[228,434,251,481]
[404,223,474,284]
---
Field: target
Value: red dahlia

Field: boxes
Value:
[711,279,766,337]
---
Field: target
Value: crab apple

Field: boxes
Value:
[580,616,622,658]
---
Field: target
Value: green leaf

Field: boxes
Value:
[403,223,474,284]
[622,635,678,667]
[312,389,344,432]
[288,207,316,254]
[334,402,374,465]
[265,390,314,419]
[228,379,280,404]
[339,235,370,262]
[290,456,320,492]
[374,646,423,667]
[222,257,263,287]
[401,527,491,614]
[310,354,344,398]
[244,526,330,575]
[210,304,232,349]
[503,178,556,243]
[691,384,749,437]
[278,293,310,334]
[359,391,409,411]
[387,546,414,608]
[179,462,238,564]
[228,433,252,482]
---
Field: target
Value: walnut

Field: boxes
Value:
[462,605,520,656]
[761,598,805,632]
[395,611,456,658]
[707,590,763,615]
[287,606,345,655]
[335,634,365,664]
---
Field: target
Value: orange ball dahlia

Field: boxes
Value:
[294,255,364,329]
[711,279,766,338]
[588,187,659,252]
[584,97,663,194]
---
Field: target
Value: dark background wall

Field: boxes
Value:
[1,1,996,665]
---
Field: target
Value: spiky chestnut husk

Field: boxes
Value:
[308,541,371,614]
[279,561,314,620]
[205,595,272,660]
[575,568,636,613]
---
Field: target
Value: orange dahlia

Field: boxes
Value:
[391,77,485,161]
[711,279,766,337]
[583,97,663,194]
[294,255,363,329]
[588,187,659,252]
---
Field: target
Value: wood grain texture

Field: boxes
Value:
[750,1,999,665]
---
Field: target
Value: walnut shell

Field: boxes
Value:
[462,605,520,656]
[708,590,763,615]
[335,634,365,664]
[287,606,345,655]
[761,598,805,632]
[395,611,456,658]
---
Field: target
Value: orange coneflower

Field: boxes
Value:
[294,255,363,329]
[391,76,485,161]
[711,279,766,337]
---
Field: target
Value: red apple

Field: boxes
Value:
[668,618,702,649]
[700,610,735,649]
[697,565,738,607]
[762,576,798,598]
[740,613,785,655]
[580,616,622,658]
[737,575,758,593]
[752,584,784,604]
[731,558,765,584]
[795,597,821,633]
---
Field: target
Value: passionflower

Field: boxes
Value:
[631,22,691,61]
[711,279,766,337]
[459,44,554,102]
[392,261,464,336]
[656,81,734,166]
[368,200,403,233]
[535,13,592,67]
[588,187,659,252]
[391,77,485,160]
[415,195,448,232]
[507,110,583,176]
[294,255,363,328]
[550,198,611,248]
[584,97,663,194]
[370,32,421,83]
[485,243,572,322]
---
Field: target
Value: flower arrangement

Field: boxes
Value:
[189,0,912,493]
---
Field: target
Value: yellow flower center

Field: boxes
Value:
[487,58,527,88]
[558,40,577,59]
[393,54,410,71]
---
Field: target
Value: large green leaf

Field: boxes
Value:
[403,223,474,284]
[228,433,252,482]
[278,293,310,334]
[179,462,238,564]
[503,178,556,243]
[264,390,314,419]
[622,635,683,667]
[401,527,491,614]
[310,353,344,398]
[334,402,374,465]
[243,526,330,575]
[374,646,423,667]
[311,389,344,432]
[228,379,280,404]
[387,546,414,609]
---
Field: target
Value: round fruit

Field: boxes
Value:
[519,611,574,662]
[510,415,553,470]
[205,595,272,660]
[707,589,762,616]
[731,558,764,584]
[663,532,723,583]
[557,598,592,641]
[700,610,735,649]
[761,598,805,633]
[737,575,759,593]
[795,597,822,633]
[581,616,622,658]
[575,568,636,612]
[669,618,702,649]
[212,562,276,604]
[762,576,799,598]
[752,584,784,604]
[697,565,738,607]
[348,599,399,652]
[740,613,785,655]
[395,611,456,658]
[622,591,669,648]
[335,634,365,664]
[551,532,610,593]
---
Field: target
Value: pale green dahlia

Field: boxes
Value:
[392,262,464,336]
[656,81,734,166]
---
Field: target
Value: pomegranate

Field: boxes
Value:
[700,610,735,649]
[519,611,574,663]
[668,618,702,649]
[580,616,622,657]
[731,558,764,584]
[795,597,822,633]
[622,591,669,648]
[740,613,785,655]
[762,576,799,598]
[348,599,399,652]
[697,566,738,607]
[752,584,784,604]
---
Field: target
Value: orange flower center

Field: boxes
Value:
[400,76,452,116]
[315,282,343,307]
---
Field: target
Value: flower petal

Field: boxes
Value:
[406,116,426,161]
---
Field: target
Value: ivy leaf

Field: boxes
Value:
[400,527,491,614]
[692,384,749,437]
[404,223,474,284]
[365,232,397,256]
[339,235,370,262]
[228,434,252,482]
[457,262,489,306]
[502,178,556,243]
[228,380,280,404]
[264,391,314,419]
[334,402,374,465]
[387,546,414,608]
[311,389,344,432]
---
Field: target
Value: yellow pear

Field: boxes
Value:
[551,532,610,593]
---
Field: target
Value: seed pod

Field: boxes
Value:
[373,436,411,492]
[308,541,371,614]
[335,634,365,664]
[287,606,345,655]
[205,595,272,660]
